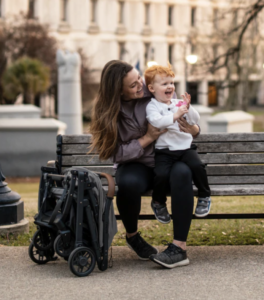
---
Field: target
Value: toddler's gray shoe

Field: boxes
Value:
[151,200,171,224]
[195,196,211,217]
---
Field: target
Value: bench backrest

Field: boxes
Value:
[56,133,264,196]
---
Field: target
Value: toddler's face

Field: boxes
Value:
[149,74,175,104]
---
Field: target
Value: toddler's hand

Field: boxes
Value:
[181,92,191,109]
[173,105,188,121]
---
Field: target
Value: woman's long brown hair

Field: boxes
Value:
[89,60,133,160]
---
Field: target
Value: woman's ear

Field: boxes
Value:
[148,84,155,94]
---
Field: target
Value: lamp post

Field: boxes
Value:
[146,46,158,68]
[147,61,158,68]
[185,54,198,92]
[0,165,29,234]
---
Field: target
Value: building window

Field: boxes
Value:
[213,8,218,29]
[168,5,173,26]
[233,10,238,27]
[168,44,174,64]
[91,0,97,23]
[252,46,257,67]
[28,0,36,19]
[118,1,125,24]
[144,43,150,66]
[191,7,196,27]
[191,43,196,55]
[60,0,68,22]
[119,43,126,60]
[213,45,218,60]
[144,3,150,25]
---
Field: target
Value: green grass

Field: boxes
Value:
[112,196,264,246]
[1,183,264,247]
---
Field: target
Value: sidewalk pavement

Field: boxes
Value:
[0,245,264,300]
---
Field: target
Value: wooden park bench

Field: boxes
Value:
[51,132,264,220]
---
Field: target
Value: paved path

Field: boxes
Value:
[0,246,264,300]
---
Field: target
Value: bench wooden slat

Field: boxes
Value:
[196,142,264,153]
[204,165,264,175]
[61,142,264,154]
[99,175,264,186]
[199,153,264,164]
[62,166,117,175]
[62,135,92,144]
[61,153,264,166]
[207,176,264,184]
[62,155,113,165]
[61,165,264,176]
[60,133,264,144]
[61,133,264,144]
[102,185,264,196]
[195,132,264,142]
[62,144,91,154]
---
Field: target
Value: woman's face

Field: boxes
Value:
[122,68,144,100]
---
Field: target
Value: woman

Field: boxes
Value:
[90,60,200,269]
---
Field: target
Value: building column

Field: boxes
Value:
[218,81,229,108]
[198,80,208,106]
[178,78,186,97]
[257,80,264,105]
[237,82,243,108]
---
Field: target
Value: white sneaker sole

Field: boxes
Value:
[126,242,159,261]
[151,257,190,269]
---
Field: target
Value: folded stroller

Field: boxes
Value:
[28,166,117,277]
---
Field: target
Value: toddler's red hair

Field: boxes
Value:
[144,63,175,88]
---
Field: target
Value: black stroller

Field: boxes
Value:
[28,166,116,277]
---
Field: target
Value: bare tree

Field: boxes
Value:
[189,0,264,110]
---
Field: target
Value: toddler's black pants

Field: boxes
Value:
[153,145,211,204]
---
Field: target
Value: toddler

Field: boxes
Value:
[145,63,211,223]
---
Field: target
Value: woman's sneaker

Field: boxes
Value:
[149,243,189,269]
[195,197,211,217]
[151,200,171,224]
[126,232,158,260]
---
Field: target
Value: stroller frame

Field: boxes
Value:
[29,166,115,277]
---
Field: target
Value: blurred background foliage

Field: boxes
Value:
[2,57,50,104]
[0,14,92,112]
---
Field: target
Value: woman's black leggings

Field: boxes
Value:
[115,162,194,242]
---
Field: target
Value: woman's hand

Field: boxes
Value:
[178,117,199,137]
[145,123,167,141]
[138,123,167,148]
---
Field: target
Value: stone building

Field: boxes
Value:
[1,0,264,107]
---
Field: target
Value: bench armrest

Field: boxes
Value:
[47,160,56,168]
[99,172,115,198]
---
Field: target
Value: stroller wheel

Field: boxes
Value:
[28,242,55,264]
[54,234,74,258]
[33,229,55,251]
[68,247,96,277]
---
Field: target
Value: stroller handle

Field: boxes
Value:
[46,172,115,198]
[98,173,115,198]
